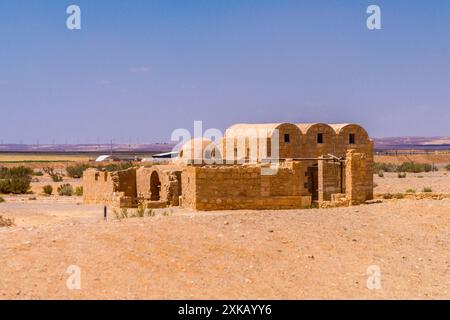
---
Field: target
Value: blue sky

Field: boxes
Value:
[0,0,449,144]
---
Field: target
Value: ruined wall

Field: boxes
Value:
[83,168,137,207]
[318,158,343,202]
[180,166,196,209]
[136,165,182,207]
[345,150,373,205]
[182,161,311,211]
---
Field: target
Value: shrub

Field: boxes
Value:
[57,184,74,196]
[374,163,397,172]
[0,177,31,194]
[0,196,5,203]
[397,162,435,173]
[393,193,404,199]
[33,171,44,176]
[136,202,145,218]
[66,164,91,178]
[2,166,33,178]
[422,187,432,193]
[113,209,121,220]
[377,170,384,178]
[97,162,134,172]
[120,208,129,219]
[397,172,407,178]
[43,185,53,195]
[445,164,450,171]
[147,209,155,217]
[0,166,32,194]
[75,186,83,196]
[0,215,15,227]
[43,167,63,182]
[405,188,416,193]
[382,193,393,199]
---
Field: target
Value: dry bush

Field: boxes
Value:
[43,185,53,195]
[66,164,92,178]
[43,167,63,182]
[0,215,15,227]
[57,184,73,196]
[75,186,83,196]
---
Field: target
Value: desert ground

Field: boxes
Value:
[0,155,449,299]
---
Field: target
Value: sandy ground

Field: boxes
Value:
[374,153,450,166]
[374,171,450,194]
[0,173,449,300]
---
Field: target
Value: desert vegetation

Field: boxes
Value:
[0,215,15,227]
[43,185,53,195]
[57,184,74,196]
[66,164,91,178]
[66,162,135,179]
[43,167,63,182]
[0,166,32,194]
[374,161,438,173]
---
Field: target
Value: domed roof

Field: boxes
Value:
[329,123,368,136]
[177,138,216,162]
[297,123,334,135]
[225,123,299,138]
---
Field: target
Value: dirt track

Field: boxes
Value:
[1,197,449,299]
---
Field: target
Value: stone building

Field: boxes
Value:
[83,122,373,211]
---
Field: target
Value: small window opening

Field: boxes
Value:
[349,133,356,144]
[284,134,290,143]
[317,133,323,144]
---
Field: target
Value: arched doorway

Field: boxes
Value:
[150,171,161,201]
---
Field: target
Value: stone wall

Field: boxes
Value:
[136,166,182,207]
[83,168,137,207]
[181,161,311,211]
[345,149,373,204]
[318,158,343,202]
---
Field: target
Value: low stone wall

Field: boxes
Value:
[182,162,312,211]
[83,168,137,207]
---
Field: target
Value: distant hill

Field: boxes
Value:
[0,143,176,153]
[373,137,450,151]
[1,137,449,153]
